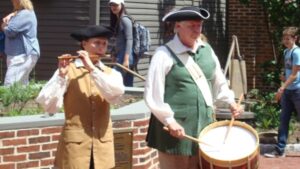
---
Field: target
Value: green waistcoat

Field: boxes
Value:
[146,44,216,156]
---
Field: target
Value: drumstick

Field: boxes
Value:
[223,93,244,144]
[163,127,214,147]
[105,62,146,81]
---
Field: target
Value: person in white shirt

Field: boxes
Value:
[144,6,243,169]
[36,25,124,169]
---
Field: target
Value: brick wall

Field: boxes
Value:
[0,127,59,169]
[228,0,274,90]
[0,118,159,169]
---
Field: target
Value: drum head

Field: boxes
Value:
[199,120,259,161]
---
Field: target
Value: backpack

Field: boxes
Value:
[132,21,151,58]
[124,16,151,67]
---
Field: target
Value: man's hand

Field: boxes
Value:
[77,50,96,72]
[58,54,71,77]
[275,87,284,102]
[229,102,243,118]
[166,121,185,139]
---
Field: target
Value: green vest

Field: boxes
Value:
[146,44,216,155]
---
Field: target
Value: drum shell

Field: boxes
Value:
[198,120,259,169]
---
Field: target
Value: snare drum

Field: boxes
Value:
[198,120,259,169]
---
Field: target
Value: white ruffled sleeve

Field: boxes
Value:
[90,62,125,104]
[144,46,175,126]
[35,70,68,113]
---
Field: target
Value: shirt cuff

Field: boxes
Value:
[90,68,104,79]
[228,98,236,105]
[57,75,68,85]
[164,117,176,126]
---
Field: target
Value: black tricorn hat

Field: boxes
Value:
[162,6,210,22]
[70,25,114,41]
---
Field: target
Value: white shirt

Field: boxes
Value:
[36,59,125,113]
[144,35,235,126]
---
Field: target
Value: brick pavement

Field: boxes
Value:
[259,153,300,169]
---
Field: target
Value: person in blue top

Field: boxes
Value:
[265,26,300,158]
[1,0,40,86]
[109,0,134,86]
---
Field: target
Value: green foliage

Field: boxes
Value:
[247,89,281,129]
[260,60,282,89]
[0,81,44,116]
[249,59,285,130]
[0,86,5,98]
[248,57,281,130]
[249,54,300,131]
[6,108,43,116]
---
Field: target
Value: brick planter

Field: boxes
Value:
[0,100,159,169]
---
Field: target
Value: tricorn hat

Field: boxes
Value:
[70,25,114,41]
[162,6,210,22]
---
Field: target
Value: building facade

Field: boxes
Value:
[0,0,273,90]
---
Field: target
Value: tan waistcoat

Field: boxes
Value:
[54,63,114,169]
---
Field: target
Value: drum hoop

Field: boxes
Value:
[199,120,259,167]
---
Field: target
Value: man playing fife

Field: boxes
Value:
[36,25,125,169]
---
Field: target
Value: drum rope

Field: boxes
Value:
[209,159,213,169]
[228,161,232,169]
[247,155,251,169]
[199,151,203,169]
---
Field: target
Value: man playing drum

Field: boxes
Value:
[144,6,243,169]
[36,25,125,169]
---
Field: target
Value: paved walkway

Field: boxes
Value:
[259,153,300,169]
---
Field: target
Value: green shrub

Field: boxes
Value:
[248,89,281,130]
[0,81,44,116]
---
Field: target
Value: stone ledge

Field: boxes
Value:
[286,144,300,152]
[0,100,150,130]
[260,144,300,154]
[216,108,255,120]
[124,86,144,93]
